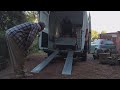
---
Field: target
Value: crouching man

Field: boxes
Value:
[5,22,45,78]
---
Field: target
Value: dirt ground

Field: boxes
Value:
[1,53,120,79]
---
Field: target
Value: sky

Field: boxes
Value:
[90,11,120,33]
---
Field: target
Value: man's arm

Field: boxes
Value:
[24,22,45,56]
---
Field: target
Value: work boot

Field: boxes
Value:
[23,69,33,77]
[14,66,25,79]
[15,72,33,78]
[15,71,25,79]
[15,74,24,79]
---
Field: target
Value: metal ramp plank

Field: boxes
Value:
[62,51,74,75]
[31,51,59,73]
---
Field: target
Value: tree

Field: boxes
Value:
[101,30,106,34]
[0,11,39,32]
[0,11,27,31]
[24,11,39,22]
[91,30,99,41]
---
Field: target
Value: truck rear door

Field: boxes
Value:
[38,11,49,50]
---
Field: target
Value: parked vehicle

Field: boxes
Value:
[91,39,116,57]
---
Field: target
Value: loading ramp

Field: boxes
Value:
[31,50,74,75]
[31,51,59,73]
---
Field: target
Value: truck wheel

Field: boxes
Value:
[81,53,87,61]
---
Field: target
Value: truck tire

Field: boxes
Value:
[93,49,104,60]
[81,52,87,61]
[76,50,87,61]
[81,41,87,61]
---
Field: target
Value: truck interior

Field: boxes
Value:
[48,11,84,50]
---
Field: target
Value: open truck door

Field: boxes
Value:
[88,12,91,53]
[38,11,49,50]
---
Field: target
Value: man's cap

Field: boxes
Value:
[38,22,45,28]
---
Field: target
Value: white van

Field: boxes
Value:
[38,11,91,61]
[31,11,91,75]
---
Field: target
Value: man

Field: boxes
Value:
[5,22,45,78]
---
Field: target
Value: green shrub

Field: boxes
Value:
[0,31,5,38]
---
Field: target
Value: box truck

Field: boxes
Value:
[31,11,91,75]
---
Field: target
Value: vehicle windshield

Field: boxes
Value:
[92,39,114,45]
[93,39,103,44]
[104,40,114,45]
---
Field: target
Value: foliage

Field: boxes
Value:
[0,31,5,38]
[0,11,39,31]
[91,30,99,41]
[24,11,39,22]
[0,11,27,31]
[101,30,107,34]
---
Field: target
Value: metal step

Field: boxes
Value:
[62,51,74,75]
[31,51,59,73]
